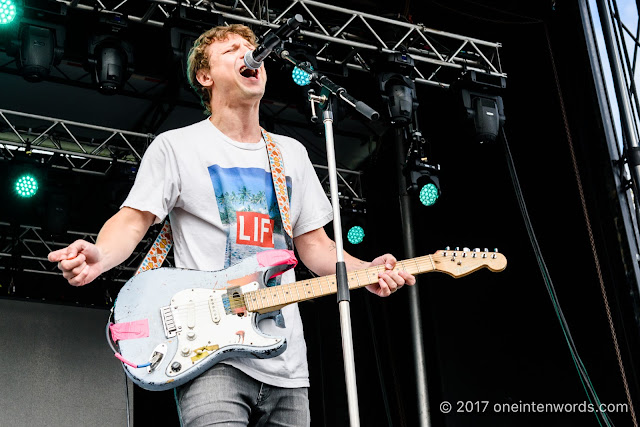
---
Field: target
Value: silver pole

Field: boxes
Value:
[324,108,361,426]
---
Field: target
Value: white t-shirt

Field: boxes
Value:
[122,118,333,388]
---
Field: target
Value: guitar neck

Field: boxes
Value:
[245,255,436,314]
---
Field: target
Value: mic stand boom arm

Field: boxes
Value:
[277,48,380,121]
[277,47,379,427]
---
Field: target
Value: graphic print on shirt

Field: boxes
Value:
[208,165,292,269]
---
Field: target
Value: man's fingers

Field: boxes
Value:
[378,278,392,297]
[378,272,397,294]
[58,254,86,272]
[69,265,90,287]
[399,271,416,286]
[48,249,68,262]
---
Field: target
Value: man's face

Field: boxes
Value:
[201,33,267,103]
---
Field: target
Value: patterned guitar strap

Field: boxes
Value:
[135,128,293,276]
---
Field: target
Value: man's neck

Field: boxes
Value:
[209,101,262,143]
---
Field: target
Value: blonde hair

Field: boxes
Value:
[187,24,258,114]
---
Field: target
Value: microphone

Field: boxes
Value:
[243,14,305,70]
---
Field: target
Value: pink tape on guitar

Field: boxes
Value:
[110,319,150,342]
[257,249,298,278]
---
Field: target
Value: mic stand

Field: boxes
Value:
[277,47,379,426]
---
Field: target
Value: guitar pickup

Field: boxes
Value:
[160,305,177,338]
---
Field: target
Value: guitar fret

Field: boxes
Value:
[283,285,290,304]
[414,258,421,273]
[354,271,362,288]
[426,255,435,272]
[304,280,313,299]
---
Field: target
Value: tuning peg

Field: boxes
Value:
[473,248,480,252]
[455,247,460,251]
[463,247,470,252]
[484,248,488,252]
[445,246,451,250]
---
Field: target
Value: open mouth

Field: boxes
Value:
[239,65,258,79]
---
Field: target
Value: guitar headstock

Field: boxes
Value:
[432,248,507,278]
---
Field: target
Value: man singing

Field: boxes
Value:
[48,24,415,426]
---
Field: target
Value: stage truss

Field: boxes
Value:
[32,0,507,90]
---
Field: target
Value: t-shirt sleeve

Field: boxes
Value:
[121,135,181,224]
[291,146,333,237]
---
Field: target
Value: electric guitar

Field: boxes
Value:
[109,248,507,391]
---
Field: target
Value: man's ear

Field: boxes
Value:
[196,68,214,90]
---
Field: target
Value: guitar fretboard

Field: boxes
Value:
[244,255,436,314]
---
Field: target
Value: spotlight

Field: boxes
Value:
[459,71,506,143]
[0,0,17,25]
[87,15,134,94]
[407,131,441,207]
[347,225,365,245]
[419,182,439,207]
[409,162,441,207]
[292,64,312,86]
[14,174,37,198]
[17,23,64,82]
[377,51,418,126]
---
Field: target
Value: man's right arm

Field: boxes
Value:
[47,207,155,286]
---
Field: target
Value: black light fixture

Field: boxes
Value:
[87,14,134,95]
[16,22,64,82]
[407,130,441,207]
[2,7,66,83]
[377,51,418,126]
[459,71,506,143]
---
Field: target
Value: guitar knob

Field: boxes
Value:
[171,362,182,373]
[181,347,191,357]
[187,331,196,341]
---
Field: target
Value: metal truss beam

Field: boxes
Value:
[0,222,173,283]
[0,108,151,175]
[0,108,366,199]
[56,0,506,88]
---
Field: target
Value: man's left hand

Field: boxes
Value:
[365,254,416,297]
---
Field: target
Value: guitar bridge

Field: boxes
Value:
[161,305,177,338]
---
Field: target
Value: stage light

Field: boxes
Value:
[407,136,441,207]
[0,0,16,25]
[459,71,506,143]
[419,182,439,206]
[14,174,38,198]
[87,15,134,94]
[292,64,312,86]
[347,225,365,245]
[17,24,65,82]
[377,51,418,126]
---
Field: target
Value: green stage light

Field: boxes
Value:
[347,225,365,245]
[292,65,312,86]
[419,182,439,206]
[15,174,38,198]
[0,0,17,25]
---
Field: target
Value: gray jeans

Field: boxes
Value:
[175,363,310,427]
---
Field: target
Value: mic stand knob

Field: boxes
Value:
[308,89,327,123]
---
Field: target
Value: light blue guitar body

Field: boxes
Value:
[110,250,297,391]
